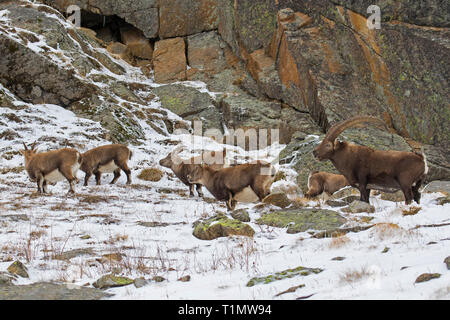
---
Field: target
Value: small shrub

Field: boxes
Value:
[402,206,421,216]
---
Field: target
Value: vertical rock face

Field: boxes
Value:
[187,31,228,76]
[43,0,159,38]
[217,1,449,151]
[332,0,450,27]
[158,0,219,38]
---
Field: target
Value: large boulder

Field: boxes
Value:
[193,213,255,240]
[256,208,346,234]
[153,37,187,83]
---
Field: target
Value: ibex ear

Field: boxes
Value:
[30,141,38,151]
[334,139,342,150]
[19,150,25,155]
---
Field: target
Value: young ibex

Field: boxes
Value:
[159,147,227,197]
[305,171,350,198]
[20,142,81,194]
[187,161,276,211]
[80,144,132,186]
[313,116,428,205]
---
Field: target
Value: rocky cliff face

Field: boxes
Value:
[1,0,449,185]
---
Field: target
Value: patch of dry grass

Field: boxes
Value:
[138,168,164,182]
[339,265,375,285]
[328,235,351,249]
[402,206,421,216]
[290,196,310,208]
[372,223,402,240]
[77,194,119,204]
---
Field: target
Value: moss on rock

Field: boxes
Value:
[193,213,255,240]
[247,266,323,287]
[256,208,346,234]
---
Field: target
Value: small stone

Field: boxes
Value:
[381,247,390,253]
[93,274,134,289]
[178,275,191,282]
[339,195,360,204]
[331,188,358,200]
[231,209,250,222]
[331,256,346,261]
[54,248,94,261]
[422,181,450,194]
[400,266,410,271]
[341,200,375,214]
[436,196,450,205]
[325,200,348,207]
[7,261,29,278]
[193,214,255,240]
[415,273,441,283]
[262,192,292,208]
[97,253,123,264]
[380,190,405,202]
[134,277,148,288]
[0,272,16,285]
[444,256,450,270]
[152,276,166,282]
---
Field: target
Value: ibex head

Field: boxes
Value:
[313,116,387,161]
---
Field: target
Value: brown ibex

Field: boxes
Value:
[80,144,132,186]
[305,171,350,198]
[187,161,276,211]
[20,142,81,194]
[159,147,227,197]
[313,116,428,205]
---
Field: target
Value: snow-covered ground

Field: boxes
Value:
[0,1,448,300]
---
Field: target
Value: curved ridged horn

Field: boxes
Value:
[170,145,186,165]
[23,142,28,150]
[324,116,387,142]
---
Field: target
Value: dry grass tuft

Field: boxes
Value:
[339,265,375,284]
[329,234,351,248]
[78,194,118,204]
[290,196,310,207]
[373,223,404,240]
[138,168,164,182]
[402,206,421,216]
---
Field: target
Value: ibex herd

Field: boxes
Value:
[20,143,133,194]
[19,116,428,209]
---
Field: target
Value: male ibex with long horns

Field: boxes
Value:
[313,116,428,205]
